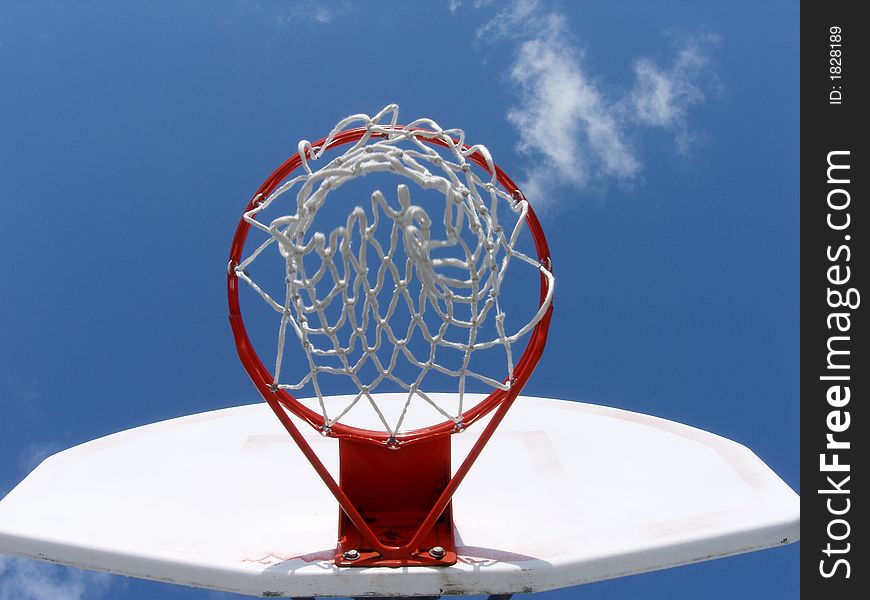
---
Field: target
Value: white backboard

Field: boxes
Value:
[0,394,799,597]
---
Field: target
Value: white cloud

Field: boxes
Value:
[507,39,640,200]
[628,35,720,153]
[0,557,113,600]
[476,0,557,43]
[477,1,719,206]
[479,1,639,204]
[241,0,348,26]
[274,1,337,25]
[449,0,495,14]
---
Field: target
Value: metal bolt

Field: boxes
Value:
[428,546,446,559]
[342,549,360,561]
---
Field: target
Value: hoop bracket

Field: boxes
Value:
[336,437,456,567]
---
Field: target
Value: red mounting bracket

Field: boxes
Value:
[335,437,456,567]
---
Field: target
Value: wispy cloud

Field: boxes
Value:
[506,34,641,201]
[475,1,719,206]
[0,557,113,600]
[18,441,61,472]
[449,0,494,14]
[476,0,559,43]
[274,2,337,25]
[242,0,350,26]
[628,34,721,153]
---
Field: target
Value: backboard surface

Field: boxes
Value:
[0,395,799,597]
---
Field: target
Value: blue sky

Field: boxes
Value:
[0,1,798,599]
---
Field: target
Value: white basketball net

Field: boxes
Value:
[235,105,554,440]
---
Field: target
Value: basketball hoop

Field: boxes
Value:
[227,105,555,566]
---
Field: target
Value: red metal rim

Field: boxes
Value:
[228,127,553,446]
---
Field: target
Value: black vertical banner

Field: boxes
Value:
[801,2,867,597]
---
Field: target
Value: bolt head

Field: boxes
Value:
[342,549,360,561]
[428,546,446,559]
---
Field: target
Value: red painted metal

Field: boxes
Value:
[228,125,553,566]
[335,437,456,566]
